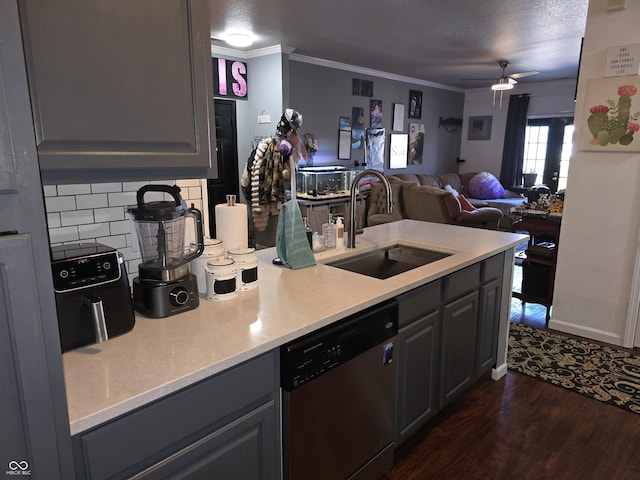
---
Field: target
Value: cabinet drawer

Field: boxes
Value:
[443,263,480,302]
[75,352,276,480]
[481,253,504,282]
[397,280,440,327]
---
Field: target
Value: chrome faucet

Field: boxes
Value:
[346,169,392,248]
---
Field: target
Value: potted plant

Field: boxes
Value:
[522,171,537,187]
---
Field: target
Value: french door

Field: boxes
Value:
[523,117,574,193]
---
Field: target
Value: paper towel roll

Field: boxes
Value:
[215,199,248,252]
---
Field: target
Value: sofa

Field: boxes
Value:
[367,172,527,231]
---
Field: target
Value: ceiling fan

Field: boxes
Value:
[486,60,539,107]
[491,60,539,91]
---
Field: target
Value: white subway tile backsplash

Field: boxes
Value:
[76,193,109,210]
[47,212,61,228]
[45,179,205,273]
[46,195,76,212]
[43,185,57,197]
[91,182,123,194]
[61,209,95,226]
[57,184,91,196]
[94,206,125,223]
[109,220,132,236]
[122,180,171,192]
[49,226,80,244]
[108,191,137,207]
[97,235,128,249]
[78,222,110,239]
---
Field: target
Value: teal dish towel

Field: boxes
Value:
[275,199,316,269]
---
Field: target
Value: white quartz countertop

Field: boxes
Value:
[63,220,527,435]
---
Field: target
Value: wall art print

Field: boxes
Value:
[365,128,385,172]
[408,122,425,165]
[578,76,640,152]
[352,78,374,97]
[370,99,383,127]
[351,107,366,150]
[408,90,422,119]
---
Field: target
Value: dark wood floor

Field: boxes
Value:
[387,266,640,480]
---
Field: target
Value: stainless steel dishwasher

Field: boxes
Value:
[281,299,398,480]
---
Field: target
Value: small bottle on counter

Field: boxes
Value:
[303,216,313,249]
[335,216,344,248]
[322,213,336,249]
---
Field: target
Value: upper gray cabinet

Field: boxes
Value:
[18,0,216,183]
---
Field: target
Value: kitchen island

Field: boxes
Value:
[63,219,526,478]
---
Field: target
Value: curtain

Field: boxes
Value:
[499,93,530,188]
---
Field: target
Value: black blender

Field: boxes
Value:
[127,185,204,318]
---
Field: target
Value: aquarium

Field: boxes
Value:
[296,166,358,199]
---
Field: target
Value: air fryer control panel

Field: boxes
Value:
[51,243,121,293]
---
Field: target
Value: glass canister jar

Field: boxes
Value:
[205,257,238,301]
[227,247,258,291]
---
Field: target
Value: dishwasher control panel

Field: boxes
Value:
[280,299,398,391]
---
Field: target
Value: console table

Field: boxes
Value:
[511,215,561,321]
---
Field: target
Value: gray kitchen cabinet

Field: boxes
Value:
[72,352,280,480]
[440,290,480,407]
[395,255,507,441]
[18,0,215,184]
[476,253,504,377]
[0,2,75,478]
[394,280,441,446]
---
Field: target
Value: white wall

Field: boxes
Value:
[552,0,640,346]
[459,79,577,178]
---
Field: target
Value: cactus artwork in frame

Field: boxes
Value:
[579,76,640,151]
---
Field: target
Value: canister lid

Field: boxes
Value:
[207,258,235,267]
[227,247,255,256]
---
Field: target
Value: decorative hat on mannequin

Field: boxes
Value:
[276,109,307,162]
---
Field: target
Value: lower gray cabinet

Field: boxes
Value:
[476,252,504,377]
[394,253,506,446]
[72,352,280,480]
[440,290,479,407]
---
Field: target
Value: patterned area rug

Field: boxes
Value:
[508,323,640,414]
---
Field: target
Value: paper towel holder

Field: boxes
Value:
[226,194,236,206]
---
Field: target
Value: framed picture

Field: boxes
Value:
[408,90,422,119]
[351,107,366,150]
[577,76,640,152]
[389,133,408,169]
[468,116,493,141]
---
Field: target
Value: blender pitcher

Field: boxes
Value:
[127,185,204,283]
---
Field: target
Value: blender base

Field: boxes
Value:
[132,274,199,318]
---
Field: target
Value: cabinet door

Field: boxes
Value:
[476,277,502,377]
[440,291,479,407]
[18,0,215,182]
[131,401,278,480]
[395,310,440,446]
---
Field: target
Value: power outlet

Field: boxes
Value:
[258,114,271,124]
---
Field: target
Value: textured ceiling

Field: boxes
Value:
[209,0,589,89]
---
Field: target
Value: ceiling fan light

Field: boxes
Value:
[223,30,254,48]
[491,77,514,91]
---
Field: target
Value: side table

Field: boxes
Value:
[511,215,561,321]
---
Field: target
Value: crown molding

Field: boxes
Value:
[288,53,465,93]
[210,44,295,59]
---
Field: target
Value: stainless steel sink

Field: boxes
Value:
[327,245,452,279]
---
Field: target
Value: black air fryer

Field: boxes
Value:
[51,242,135,352]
